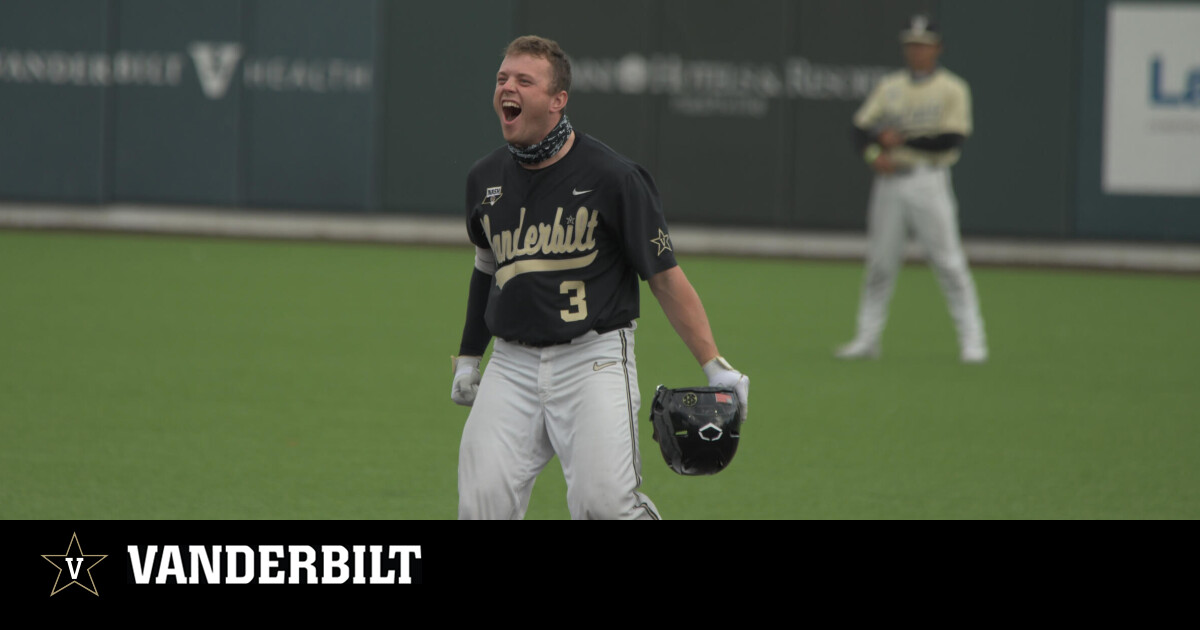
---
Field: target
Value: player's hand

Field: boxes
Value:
[703,356,749,421]
[871,152,897,174]
[878,128,904,149]
[451,355,482,406]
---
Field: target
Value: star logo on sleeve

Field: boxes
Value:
[650,229,673,256]
[42,532,107,596]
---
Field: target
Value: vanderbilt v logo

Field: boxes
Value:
[188,42,244,99]
[42,533,107,596]
[66,557,84,580]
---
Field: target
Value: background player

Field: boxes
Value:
[837,15,988,364]
[449,35,749,520]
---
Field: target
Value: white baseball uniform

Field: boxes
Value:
[844,66,988,361]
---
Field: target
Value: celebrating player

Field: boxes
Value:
[837,15,988,364]
[450,36,749,520]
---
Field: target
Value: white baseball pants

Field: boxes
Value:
[458,326,661,520]
[851,165,986,350]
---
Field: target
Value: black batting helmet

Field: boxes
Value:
[649,385,744,476]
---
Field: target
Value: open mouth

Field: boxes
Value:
[501,100,522,123]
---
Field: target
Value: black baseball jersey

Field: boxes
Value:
[465,133,678,346]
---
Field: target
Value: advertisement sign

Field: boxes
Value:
[1103,2,1200,197]
[0,0,377,207]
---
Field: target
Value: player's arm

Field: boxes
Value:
[890,89,970,168]
[619,166,748,416]
[648,266,750,419]
[901,79,970,154]
[453,171,494,408]
[451,247,495,407]
[458,247,494,357]
[853,124,903,149]
[854,124,900,174]
[648,266,718,365]
[851,85,904,171]
[851,77,900,164]
[883,132,965,171]
[903,133,965,152]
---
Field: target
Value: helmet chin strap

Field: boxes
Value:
[508,114,573,165]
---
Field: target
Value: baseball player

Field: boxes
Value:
[836,15,988,364]
[450,36,749,520]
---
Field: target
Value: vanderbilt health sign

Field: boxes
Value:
[0,0,378,208]
[1103,2,1200,197]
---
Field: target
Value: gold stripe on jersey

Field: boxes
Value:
[494,251,599,289]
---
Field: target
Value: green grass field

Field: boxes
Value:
[2,230,1197,519]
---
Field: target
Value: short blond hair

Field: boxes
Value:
[505,35,572,95]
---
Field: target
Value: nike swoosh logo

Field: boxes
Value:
[593,361,618,371]
[572,188,593,196]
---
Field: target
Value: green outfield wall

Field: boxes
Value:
[0,0,109,202]
[939,0,1079,238]
[0,0,379,209]
[1,0,1196,240]
[380,1,515,215]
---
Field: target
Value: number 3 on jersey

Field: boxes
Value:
[560,280,587,322]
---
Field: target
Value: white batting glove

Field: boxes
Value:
[451,356,482,407]
[703,356,749,421]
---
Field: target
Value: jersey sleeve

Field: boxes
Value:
[853,80,887,131]
[464,171,490,250]
[941,78,973,137]
[936,75,974,136]
[617,166,678,280]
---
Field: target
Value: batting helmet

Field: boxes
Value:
[649,385,743,476]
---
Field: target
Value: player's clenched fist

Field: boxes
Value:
[702,356,749,421]
[451,355,482,406]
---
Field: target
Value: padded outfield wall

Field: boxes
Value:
[0,0,381,209]
[0,0,1196,241]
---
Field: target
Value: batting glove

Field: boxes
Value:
[703,356,749,421]
[451,355,482,407]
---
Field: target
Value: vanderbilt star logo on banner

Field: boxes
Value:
[42,533,107,596]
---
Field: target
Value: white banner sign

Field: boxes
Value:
[1103,3,1200,197]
